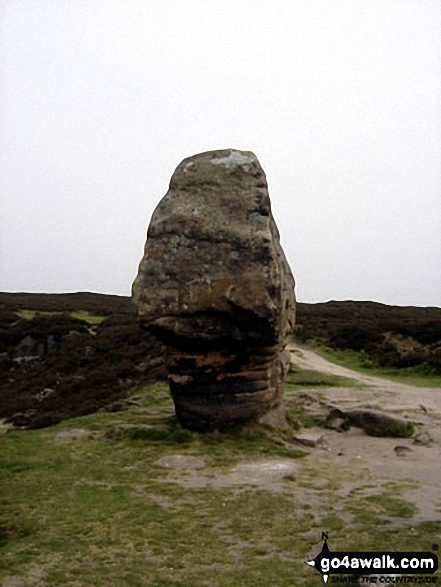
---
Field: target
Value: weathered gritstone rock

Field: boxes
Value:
[133,149,295,431]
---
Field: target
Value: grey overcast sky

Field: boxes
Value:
[1,0,440,306]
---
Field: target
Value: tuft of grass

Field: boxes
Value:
[16,309,58,320]
[15,308,106,325]
[70,310,106,325]
[347,485,418,524]
[111,424,194,445]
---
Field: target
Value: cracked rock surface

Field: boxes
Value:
[133,149,296,431]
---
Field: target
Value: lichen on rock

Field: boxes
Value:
[132,149,296,432]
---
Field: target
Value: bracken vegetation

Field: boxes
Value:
[295,300,441,375]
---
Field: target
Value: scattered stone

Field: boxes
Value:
[35,388,55,402]
[133,149,296,432]
[413,432,433,446]
[155,455,206,470]
[13,335,44,358]
[294,429,325,447]
[11,355,40,368]
[328,408,414,438]
[11,408,37,424]
[394,445,413,457]
[324,413,348,431]
[61,330,84,348]
[122,399,143,407]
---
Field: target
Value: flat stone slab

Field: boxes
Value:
[232,460,298,480]
[329,407,415,438]
[154,455,206,470]
[294,429,326,447]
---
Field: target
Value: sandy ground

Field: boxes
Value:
[287,343,441,523]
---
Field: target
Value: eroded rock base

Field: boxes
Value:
[166,342,288,432]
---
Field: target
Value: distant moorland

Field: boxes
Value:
[1,292,440,429]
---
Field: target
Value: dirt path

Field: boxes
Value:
[288,342,388,386]
[288,342,441,415]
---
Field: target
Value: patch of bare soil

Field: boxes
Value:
[158,457,299,492]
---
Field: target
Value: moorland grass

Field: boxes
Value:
[16,309,106,325]
[0,380,438,586]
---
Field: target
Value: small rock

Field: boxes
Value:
[155,455,206,470]
[233,460,298,480]
[11,356,40,368]
[35,388,55,401]
[123,399,142,407]
[413,432,433,446]
[330,408,414,438]
[13,335,43,358]
[394,445,413,457]
[11,409,36,421]
[294,430,325,447]
[325,415,347,431]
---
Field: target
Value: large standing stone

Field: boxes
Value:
[132,149,295,432]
